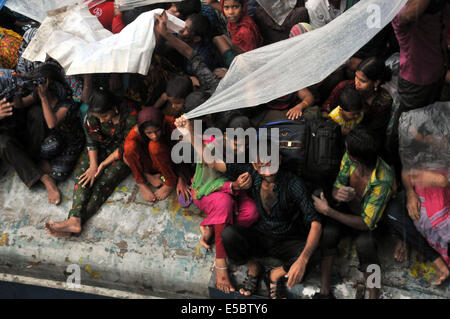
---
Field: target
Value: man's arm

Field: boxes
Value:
[398,0,432,25]
[313,192,369,231]
[285,221,322,288]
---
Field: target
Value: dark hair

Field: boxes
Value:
[87,87,118,114]
[357,57,392,85]
[29,62,66,85]
[228,115,251,130]
[345,128,379,168]
[187,13,212,39]
[339,88,363,112]
[175,0,201,18]
[166,75,193,99]
[182,91,209,113]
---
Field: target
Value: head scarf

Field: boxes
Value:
[221,0,263,52]
[138,107,163,129]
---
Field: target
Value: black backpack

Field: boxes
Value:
[261,119,308,171]
[304,119,343,181]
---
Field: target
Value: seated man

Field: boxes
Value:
[172,122,323,299]
[312,128,395,299]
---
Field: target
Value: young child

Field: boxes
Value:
[212,0,263,67]
[328,87,364,135]
[123,107,177,202]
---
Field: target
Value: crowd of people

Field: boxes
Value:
[0,0,449,299]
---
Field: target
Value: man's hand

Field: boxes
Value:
[0,98,13,120]
[312,192,330,216]
[232,172,252,191]
[406,190,421,221]
[333,186,356,202]
[154,11,169,37]
[285,257,308,288]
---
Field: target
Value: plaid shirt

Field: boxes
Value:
[226,163,322,237]
[334,152,395,230]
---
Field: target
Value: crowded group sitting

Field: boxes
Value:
[0,0,449,299]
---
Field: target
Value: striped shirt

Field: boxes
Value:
[334,152,395,230]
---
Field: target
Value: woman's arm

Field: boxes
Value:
[174,116,227,173]
[38,81,68,129]
[78,149,99,188]
[286,88,315,120]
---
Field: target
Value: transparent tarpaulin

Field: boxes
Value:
[399,102,450,175]
[116,0,182,11]
[256,0,297,26]
[185,0,408,119]
[5,0,86,22]
[22,5,185,76]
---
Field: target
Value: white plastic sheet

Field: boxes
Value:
[5,0,82,22]
[185,0,408,119]
[256,0,297,26]
[22,5,185,76]
[116,0,182,11]
[399,102,450,173]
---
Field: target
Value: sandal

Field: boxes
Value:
[312,292,336,299]
[265,271,288,299]
[240,271,260,296]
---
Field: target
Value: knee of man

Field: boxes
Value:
[0,134,13,152]
[321,225,340,247]
[220,225,238,245]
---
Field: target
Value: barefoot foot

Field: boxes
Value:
[155,184,173,201]
[215,258,235,294]
[41,174,61,205]
[47,217,81,234]
[394,239,409,262]
[44,222,72,238]
[138,183,156,202]
[432,257,450,286]
[200,225,212,251]
[144,173,163,188]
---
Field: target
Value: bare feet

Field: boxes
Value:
[215,258,235,294]
[41,174,61,205]
[394,239,409,262]
[200,225,212,250]
[155,184,173,201]
[432,257,450,286]
[144,173,163,188]
[45,217,81,236]
[44,222,71,238]
[138,183,156,202]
